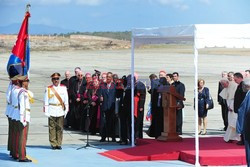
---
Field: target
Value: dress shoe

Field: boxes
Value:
[12,156,18,160]
[99,138,106,142]
[116,140,122,144]
[226,140,233,143]
[201,131,207,135]
[111,138,116,142]
[18,158,32,162]
[237,141,244,145]
[177,132,182,135]
[56,146,62,150]
[120,141,128,145]
[198,131,202,135]
[51,146,57,150]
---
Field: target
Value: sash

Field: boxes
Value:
[50,86,65,111]
[134,93,140,118]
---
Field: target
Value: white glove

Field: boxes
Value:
[22,122,27,127]
[45,112,50,117]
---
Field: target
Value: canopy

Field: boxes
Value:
[130,24,250,167]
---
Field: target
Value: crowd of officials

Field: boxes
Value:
[59,67,185,145]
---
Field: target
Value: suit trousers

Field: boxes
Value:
[49,116,64,147]
[18,122,29,160]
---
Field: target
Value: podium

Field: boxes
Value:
[157,85,185,142]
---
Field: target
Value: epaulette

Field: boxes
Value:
[18,88,27,96]
[60,84,66,87]
[48,85,53,88]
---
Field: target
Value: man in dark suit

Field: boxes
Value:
[99,72,116,142]
[61,70,71,128]
[134,73,146,139]
[236,78,250,166]
[172,72,185,135]
[234,72,247,145]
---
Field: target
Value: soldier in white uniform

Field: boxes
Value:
[44,73,69,150]
[17,78,32,162]
[10,80,22,160]
[5,81,13,156]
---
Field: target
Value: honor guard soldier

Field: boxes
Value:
[44,72,69,150]
[5,81,13,158]
[17,78,32,162]
[10,79,22,160]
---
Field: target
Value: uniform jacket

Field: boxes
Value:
[44,84,69,117]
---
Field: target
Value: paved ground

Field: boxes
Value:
[0,48,249,166]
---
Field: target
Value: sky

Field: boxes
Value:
[0,0,250,32]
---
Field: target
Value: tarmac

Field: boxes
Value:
[0,48,249,166]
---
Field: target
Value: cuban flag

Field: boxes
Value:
[7,11,30,79]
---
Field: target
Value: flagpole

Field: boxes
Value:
[26,4,31,12]
[24,4,30,77]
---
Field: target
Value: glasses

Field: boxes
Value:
[78,75,83,77]
[52,78,60,80]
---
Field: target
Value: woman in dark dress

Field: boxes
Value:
[197,79,210,135]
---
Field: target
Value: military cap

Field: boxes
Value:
[50,72,61,78]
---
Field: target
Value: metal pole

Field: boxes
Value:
[131,37,135,147]
[194,26,200,167]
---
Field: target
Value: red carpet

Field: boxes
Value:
[100,137,246,166]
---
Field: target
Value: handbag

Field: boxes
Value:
[205,88,214,110]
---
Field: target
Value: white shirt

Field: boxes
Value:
[5,82,12,117]
[19,88,32,126]
[10,86,21,121]
[44,84,69,117]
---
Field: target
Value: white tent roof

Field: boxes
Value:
[132,24,250,48]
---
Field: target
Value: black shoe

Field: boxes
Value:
[116,140,122,144]
[177,132,182,135]
[120,141,128,145]
[12,156,18,160]
[18,158,32,162]
[56,146,62,150]
[237,141,244,145]
[226,140,233,143]
[99,138,106,142]
[112,138,116,142]
[51,146,57,150]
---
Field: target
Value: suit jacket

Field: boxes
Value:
[99,82,116,111]
[61,79,70,90]
[135,81,146,109]
[172,81,185,109]
[234,81,247,113]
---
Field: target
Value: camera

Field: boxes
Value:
[94,69,101,77]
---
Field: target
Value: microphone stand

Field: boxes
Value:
[77,100,101,150]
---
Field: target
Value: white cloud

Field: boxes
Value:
[157,0,189,10]
[75,0,104,6]
[37,0,71,5]
[0,0,104,6]
[199,0,211,5]
[141,0,189,10]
